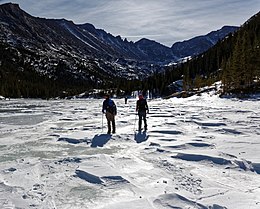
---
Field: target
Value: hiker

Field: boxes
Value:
[136,94,149,131]
[102,94,117,134]
[124,96,128,104]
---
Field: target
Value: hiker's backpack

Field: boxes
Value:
[107,99,116,114]
[138,99,147,111]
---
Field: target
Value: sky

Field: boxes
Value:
[1,0,260,46]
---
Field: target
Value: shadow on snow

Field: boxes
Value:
[91,134,112,148]
[134,131,149,143]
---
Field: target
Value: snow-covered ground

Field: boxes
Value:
[0,92,259,209]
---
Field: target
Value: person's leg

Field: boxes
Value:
[143,113,147,130]
[112,120,116,133]
[107,120,111,134]
[106,113,112,134]
[138,113,142,131]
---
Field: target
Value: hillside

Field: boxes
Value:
[0,3,238,98]
[141,11,260,96]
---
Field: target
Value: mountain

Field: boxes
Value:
[0,3,238,98]
[0,3,149,80]
[141,11,260,96]
[171,26,239,58]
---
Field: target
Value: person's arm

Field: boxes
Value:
[114,101,117,115]
[102,101,105,113]
[136,100,139,112]
[145,100,149,113]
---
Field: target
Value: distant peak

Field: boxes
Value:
[0,3,30,16]
[221,25,239,29]
[136,38,168,48]
[77,23,96,31]
[137,38,152,42]
[207,25,239,36]
[136,38,157,45]
[59,18,74,24]
[0,3,20,9]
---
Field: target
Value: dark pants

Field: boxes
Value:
[106,112,115,134]
[138,111,147,131]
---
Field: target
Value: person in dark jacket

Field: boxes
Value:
[102,94,117,134]
[136,94,149,131]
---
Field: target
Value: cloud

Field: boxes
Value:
[1,0,260,46]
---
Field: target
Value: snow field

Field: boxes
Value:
[0,92,260,208]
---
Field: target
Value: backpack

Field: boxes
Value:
[138,99,147,111]
[106,99,116,114]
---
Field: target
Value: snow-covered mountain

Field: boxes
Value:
[171,26,238,58]
[0,3,238,81]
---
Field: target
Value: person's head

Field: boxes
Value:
[104,94,109,99]
[138,94,143,99]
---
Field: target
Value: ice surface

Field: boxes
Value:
[0,92,260,208]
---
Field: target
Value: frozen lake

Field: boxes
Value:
[0,93,260,209]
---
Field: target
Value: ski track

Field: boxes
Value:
[0,93,260,209]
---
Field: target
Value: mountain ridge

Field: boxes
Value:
[171,25,238,58]
[0,3,238,64]
[0,3,239,98]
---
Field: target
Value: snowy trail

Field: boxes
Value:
[0,93,260,209]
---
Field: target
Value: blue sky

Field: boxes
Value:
[1,0,259,46]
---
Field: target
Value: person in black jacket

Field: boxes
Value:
[102,94,117,134]
[136,94,149,131]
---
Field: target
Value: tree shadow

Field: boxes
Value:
[91,134,112,148]
[134,131,149,143]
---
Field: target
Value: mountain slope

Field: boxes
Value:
[141,11,260,96]
[171,26,238,58]
[0,3,238,64]
[0,3,239,98]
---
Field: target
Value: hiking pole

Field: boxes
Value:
[133,113,137,132]
[102,112,104,133]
